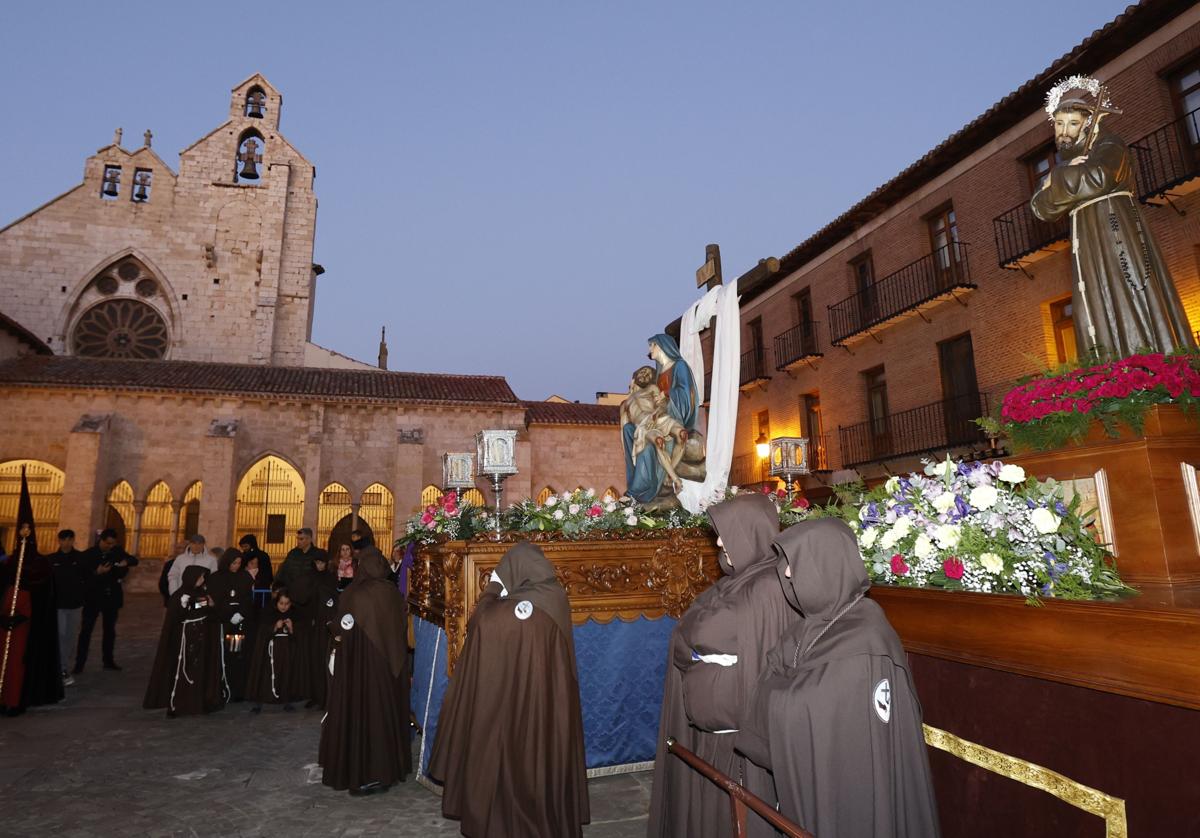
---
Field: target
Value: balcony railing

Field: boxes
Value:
[730,452,768,487]
[806,433,831,472]
[827,243,976,345]
[1131,107,1200,203]
[992,201,1069,269]
[838,391,990,468]
[739,348,771,389]
[773,321,823,370]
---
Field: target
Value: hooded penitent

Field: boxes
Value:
[319,546,411,791]
[647,493,800,838]
[430,542,589,838]
[736,519,941,838]
[245,593,309,705]
[0,537,62,713]
[143,565,225,716]
[290,552,340,709]
[208,549,255,701]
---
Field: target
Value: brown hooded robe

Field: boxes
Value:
[737,519,940,838]
[429,542,589,838]
[245,596,309,705]
[208,551,255,702]
[1030,130,1195,357]
[143,565,225,716]
[647,493,801,838]
[319,546,411,791]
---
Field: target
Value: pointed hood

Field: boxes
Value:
[706,493,780,576]
[492,542,574,659]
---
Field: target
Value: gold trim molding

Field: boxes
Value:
[923,724,1127,838]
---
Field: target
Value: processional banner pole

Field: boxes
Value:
[0,536,30,701]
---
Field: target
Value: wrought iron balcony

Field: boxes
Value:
[827,243,976,346]
[992,201,1069,270]
[773,321,823,371]
[1131,107,1200,205]
[837,391,990,468]
[739,348,771,390]
[730,452,768,487]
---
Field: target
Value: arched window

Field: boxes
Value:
[0,460,64,555]
[360,483,395,548]
[535,486,556,506]
[234,456,304,566]
[105,480,135,550]
[70,256,169,360]
[182,481,202,541]
[140,481,174,559]
[235,129,264,184]
[244,86,267,119]
[419,485,443,509]
[461,488,486,508]
[317,482,352,553]
[602,486,620,502]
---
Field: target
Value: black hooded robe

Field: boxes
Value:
[0,548,62,714]
[648,493,801,838]
[208,555,256,702]
[245,600,309,705]
[290,558,339,709]
[429,542,589,838]
[319,546,410,791]
[737,519,941,838]
[143,566,225,716]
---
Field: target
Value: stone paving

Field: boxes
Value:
[0,594,653,837]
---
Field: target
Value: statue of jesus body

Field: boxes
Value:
[620,366,688,493]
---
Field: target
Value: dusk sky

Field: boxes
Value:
[2,1,1131,401]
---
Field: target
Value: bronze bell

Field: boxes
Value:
[246,92,265,118]
[102,169,120,197]
[240,157,260,180]
[132,173,150,202]
[239,138,261,180]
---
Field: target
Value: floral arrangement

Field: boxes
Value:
[503,488,710,538]
[980,351,1200,452]
[397,490,492,546]
[830,457,1131,601]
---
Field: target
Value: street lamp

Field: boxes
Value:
[755,431,770,459]
[768,436,810,500]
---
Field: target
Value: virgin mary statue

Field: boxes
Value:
[623,334,700,505]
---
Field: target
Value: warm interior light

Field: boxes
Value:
[755,432,770,459]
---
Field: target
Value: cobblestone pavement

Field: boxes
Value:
[0,594,652,837]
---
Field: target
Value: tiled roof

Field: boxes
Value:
[0,355,521,406]
[522,400,621,426]
[733,0,1193,309]
[0,311,51,355]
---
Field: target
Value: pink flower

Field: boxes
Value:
[943,557,964,580]
[792,496,810,510]
[587,504,603,518]
[890,554,910,576]
[420,511,434,525]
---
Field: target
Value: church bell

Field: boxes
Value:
[240,158,260,180]
[132,180,149,203]
[102,170,120,197]
[246,92,265,118]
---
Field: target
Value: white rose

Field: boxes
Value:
[585,488,595,497]
[860,527,879,549]
[545,496,557,507]
[879,529,899,551]
[568,504,581,515]
[932,524,960,550]
[932,492,956,514]
[624,514,638,526]
[913,534,935,559]
[998,464,1026,484]
[605,502,617,513]
[553,509,565,521]
[969,485,999,511]
[884,476,900,494]
[1031,507,1061,535]
[979,552,1004,573]
[891,517,912,537]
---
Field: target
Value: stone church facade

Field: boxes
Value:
[0,76,622,570]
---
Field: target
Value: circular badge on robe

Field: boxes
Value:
[514,600,534,621]
[326,597,334,608]
[341,613,355,631]
[873,678,891,724]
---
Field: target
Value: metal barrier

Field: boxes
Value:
[666,737,814,838]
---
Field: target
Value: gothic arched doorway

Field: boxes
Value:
[328,515,373,562]
[234,455,304,567]
[0,459,64,554]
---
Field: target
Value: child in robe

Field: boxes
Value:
[143,565,225,718]
[245,590,309,712]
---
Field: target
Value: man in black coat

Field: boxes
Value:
[74,528,138,674]
[49,529,87,686]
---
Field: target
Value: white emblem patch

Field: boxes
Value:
[873,678,891,724]
[326,598,334,608]
[340,613,355,631]
[514,600,534,621]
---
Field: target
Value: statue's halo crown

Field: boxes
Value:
[1044,74,1114,121]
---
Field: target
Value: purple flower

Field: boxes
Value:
[1026,499,1036,510]
[954,496,971,520]
[1055,501,1068,516]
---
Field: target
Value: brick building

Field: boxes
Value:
[688,0,1200,494]
[0,76,622,566]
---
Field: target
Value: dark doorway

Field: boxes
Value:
[328,514,374,558]
[104,504,128,550]
[938,333,981,446]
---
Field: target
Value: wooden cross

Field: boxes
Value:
[696,243,722,290]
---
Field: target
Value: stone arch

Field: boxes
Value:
[62,252,179,359]
[57,248,181,352]
[602,486,620,502]
[140,480,174,560]
[235,128,266,184]
[317,481,352,553]
[181,481,203,541]
[234,455,305,566]
[419,485,442,508]
[461,488,486,508]
[105,479,135,550]
[0,459,65,554]
[535,486,556,505]
[359,483,395,548]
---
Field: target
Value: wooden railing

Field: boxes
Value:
[838,392,990,467]
[666,738,814,838]
[992,201,1069,269]
[827,243,975,345]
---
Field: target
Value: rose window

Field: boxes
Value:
[72,299,169,359]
